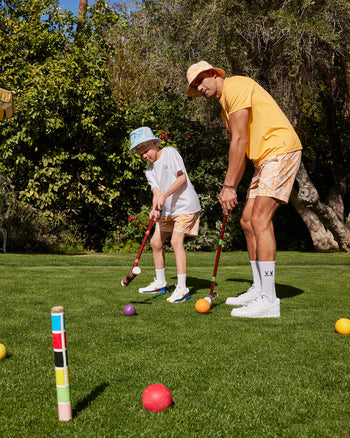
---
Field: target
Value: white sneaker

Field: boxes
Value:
[230,296,280,318]
[138,279,169,294]
[225,285,260,306]
[167,285,190,303]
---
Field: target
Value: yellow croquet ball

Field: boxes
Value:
[195,298,211,314]
[0,343,7,360]
[335,318,350,335]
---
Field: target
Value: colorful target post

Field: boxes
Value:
[51,306,72,421]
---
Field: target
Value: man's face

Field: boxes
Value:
[191,71,218,98]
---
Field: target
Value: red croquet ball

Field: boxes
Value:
[142,383,173,412]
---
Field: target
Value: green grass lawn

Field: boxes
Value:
[0,251,349,437]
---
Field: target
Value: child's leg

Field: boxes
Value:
[170,231,187,289]
[170,231,186,274]
[138,228,171,294]
[166,213,200,303]
[150,228,171,270]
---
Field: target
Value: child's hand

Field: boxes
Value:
[156,193,166,210]
[150,208,160,221]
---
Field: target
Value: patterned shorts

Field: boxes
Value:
[155,212,200,236]
[247,150,302,204]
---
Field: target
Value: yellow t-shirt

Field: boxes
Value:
[219,76,302,167]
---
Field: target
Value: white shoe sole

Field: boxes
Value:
[138,286,169,294]
[167,293,190,303]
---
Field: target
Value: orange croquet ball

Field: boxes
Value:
[195,298,211,314]
[335,318,350,335]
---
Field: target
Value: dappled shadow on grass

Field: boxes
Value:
[186,276,211,291]
[276,283,303,299]
[73,382,109,418]
[180,275,303,300]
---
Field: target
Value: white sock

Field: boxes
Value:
[257,261,277,302]
[177,273,187,289]
[155,269,166,284]
[250,260,261,293]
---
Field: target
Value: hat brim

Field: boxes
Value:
[186,67,226,97]
[129,137,161,153]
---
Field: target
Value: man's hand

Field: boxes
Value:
[219,187,238,214]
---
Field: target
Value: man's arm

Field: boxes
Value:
[219,108,249,214]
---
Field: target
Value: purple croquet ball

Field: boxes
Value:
[123,304,136,316]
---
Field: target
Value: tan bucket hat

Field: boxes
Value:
[186,61,226,97]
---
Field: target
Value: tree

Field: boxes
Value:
[0,0,149,250]
[114,0,350,251]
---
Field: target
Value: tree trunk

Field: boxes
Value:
[290,189,338,251]
[76,0,88,35]
[326,185,345,222]
[291,162,350,252]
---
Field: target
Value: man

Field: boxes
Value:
[186,61,302,318]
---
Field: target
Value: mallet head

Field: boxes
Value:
[204,291,218,303]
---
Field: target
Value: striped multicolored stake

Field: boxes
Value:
[51,306,72,421]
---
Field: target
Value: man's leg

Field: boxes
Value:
[251,196,280,303]
[240,198,257,260]
[250,196,280,261]
[231,195,281,317]
[230,151,301,317]
[225,199,261,305]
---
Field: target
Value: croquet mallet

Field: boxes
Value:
[204,214,228,303]
[121,216,155,287]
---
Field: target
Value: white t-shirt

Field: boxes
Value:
[145,147,201,216]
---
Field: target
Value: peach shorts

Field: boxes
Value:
[155,212,200,236]
[247,150,302,204]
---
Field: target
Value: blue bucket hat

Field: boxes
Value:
[129,127,161,153]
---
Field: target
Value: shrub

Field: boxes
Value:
[4,201,85,254]
[102,207,151,253]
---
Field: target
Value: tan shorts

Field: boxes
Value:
[155,212,200,236]
[247,150,302,204]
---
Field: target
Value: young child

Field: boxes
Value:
[129,126,201,303]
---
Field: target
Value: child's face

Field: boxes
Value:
[136,140,159,163]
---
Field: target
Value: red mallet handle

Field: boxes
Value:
[132,217,155,269]
[210,214,227,296]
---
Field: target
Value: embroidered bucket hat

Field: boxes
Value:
[129,127,161,153]
[186,61,226,97]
